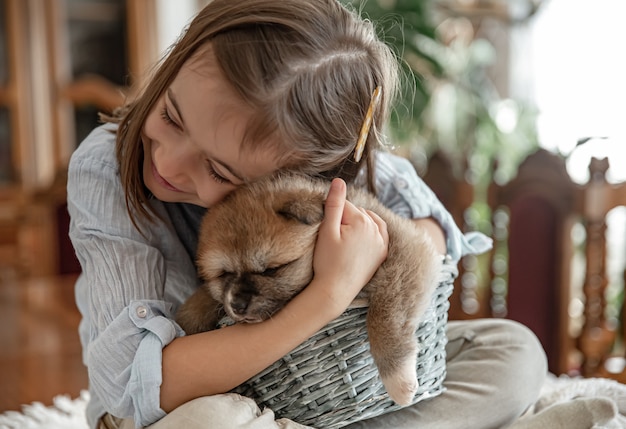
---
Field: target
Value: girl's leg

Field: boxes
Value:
[99,394,314,429]
[345,319,548,429]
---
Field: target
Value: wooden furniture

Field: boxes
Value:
[486,149,580,374]
[0,0,159,276]
[577,157,626,382]
[0,187,26,276]
[428,148,626,379]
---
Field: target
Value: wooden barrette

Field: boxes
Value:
[354,86,382,163]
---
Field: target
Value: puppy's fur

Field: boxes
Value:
[176,174,441,405]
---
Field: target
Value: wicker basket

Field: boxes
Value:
[230,257,457,428]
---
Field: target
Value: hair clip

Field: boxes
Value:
[354,86,382,163]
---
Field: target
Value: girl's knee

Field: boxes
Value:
[500,319,548,372]
[448,318,548,396]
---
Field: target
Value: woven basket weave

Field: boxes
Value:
[230,257,457,428]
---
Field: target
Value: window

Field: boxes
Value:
[530,0,626,183]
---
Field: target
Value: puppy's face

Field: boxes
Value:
[197,180,326,323]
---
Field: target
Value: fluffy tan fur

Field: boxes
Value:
[176,174,442,405]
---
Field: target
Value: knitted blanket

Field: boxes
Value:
[511,374,626,429]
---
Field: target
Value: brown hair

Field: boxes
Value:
[110,0,399,227]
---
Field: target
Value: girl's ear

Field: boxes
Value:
[277,193,325,226]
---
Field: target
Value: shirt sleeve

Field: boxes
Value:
[373,152,492,261]
[67,126,196,426]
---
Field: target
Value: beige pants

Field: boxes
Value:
[99,319,548,429]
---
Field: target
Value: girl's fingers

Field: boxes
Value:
[342,206,388,241]
[323,179,388,251]
[365,209,389,247]
[322,178,348,232]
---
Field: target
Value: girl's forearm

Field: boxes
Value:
[160,279,343,412]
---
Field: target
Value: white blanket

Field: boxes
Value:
[511,374,626,429]
[0,391,89,429]
[1,375,625,429]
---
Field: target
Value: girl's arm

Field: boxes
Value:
[160,178,389,411]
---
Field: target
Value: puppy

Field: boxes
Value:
[176,173,442,405]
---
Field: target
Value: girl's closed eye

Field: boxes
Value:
[205,160,231,185]
[160,106,180,129]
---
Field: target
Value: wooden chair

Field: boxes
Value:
[485,149,580,375]
[424,148,580,374]
[423,148,626,379]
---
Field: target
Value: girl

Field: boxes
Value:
[67,0,547,428]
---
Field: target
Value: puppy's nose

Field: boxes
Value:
[231,294,251,315]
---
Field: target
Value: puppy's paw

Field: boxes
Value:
[381,356,418,406]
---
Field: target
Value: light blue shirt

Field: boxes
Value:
[67,124,491,428]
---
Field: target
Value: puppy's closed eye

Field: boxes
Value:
[261,261,296,277]
[263,266,281,276]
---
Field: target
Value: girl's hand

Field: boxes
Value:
[311,178,389,314]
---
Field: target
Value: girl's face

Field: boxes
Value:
[142,55,281,208]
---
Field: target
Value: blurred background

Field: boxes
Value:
[1,0,625,412]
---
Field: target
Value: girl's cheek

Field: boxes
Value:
[197,184,236,208]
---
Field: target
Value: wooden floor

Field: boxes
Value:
[0,269,87,412]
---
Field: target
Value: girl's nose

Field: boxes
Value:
[158,139,197,182]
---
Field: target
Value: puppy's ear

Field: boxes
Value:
[278,196,324,226]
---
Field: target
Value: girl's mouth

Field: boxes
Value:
[152,163,183,192]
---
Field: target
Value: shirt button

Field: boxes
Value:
[137,306,148,318]
[394,177,408,189]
